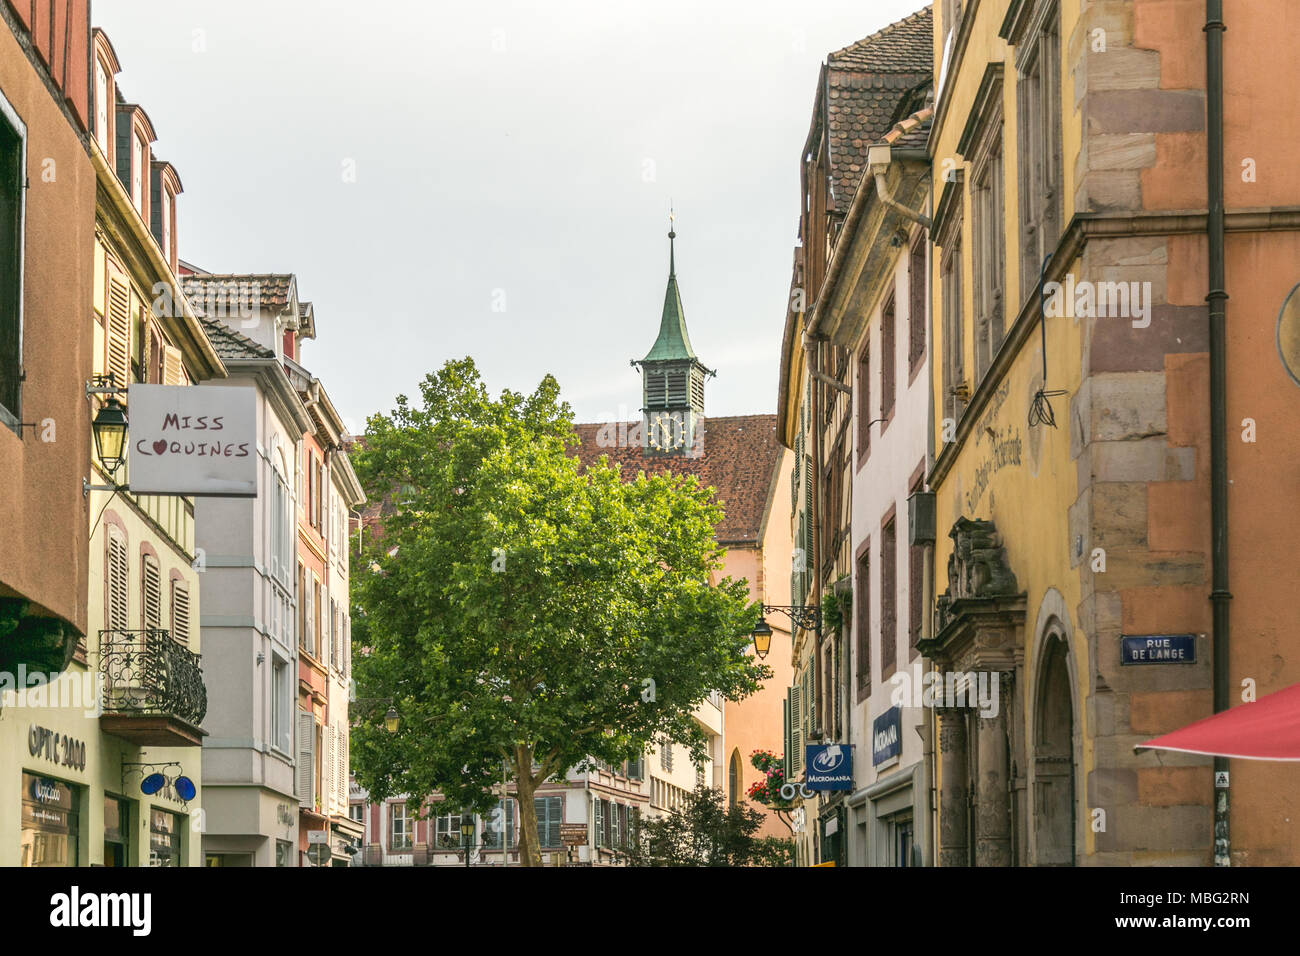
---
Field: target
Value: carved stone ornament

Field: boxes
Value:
[935,518,1019,633]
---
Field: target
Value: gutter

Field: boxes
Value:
[1205,0,1231,868]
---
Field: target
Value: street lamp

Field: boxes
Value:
[353,698,399,734]
[92,396,128,477]
[751,615,773,660]
[460,817,476,870]
[752,605,822,649]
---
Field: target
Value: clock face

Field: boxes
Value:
[649,413,687,450]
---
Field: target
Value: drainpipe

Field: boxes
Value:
[1205,0,1231,868]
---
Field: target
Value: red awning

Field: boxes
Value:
[1135,682,1300,761]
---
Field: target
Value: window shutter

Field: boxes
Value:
[106,271,131,388]
[803,664,815,738]
[296,711,315,807]
[142,558,161,630]
[170,580,190,646]
[107,531,129,631]
[783,692,792,779]
[790,682,804,776]
[323,726,334,814]
[593,799,603,847]
[162,344,182,385]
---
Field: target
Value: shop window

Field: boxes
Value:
[21,774,79,867]
[149,808,181,867]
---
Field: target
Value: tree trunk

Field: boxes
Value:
[514,744,542,867]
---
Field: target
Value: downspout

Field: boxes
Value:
[1205,0,1231,868]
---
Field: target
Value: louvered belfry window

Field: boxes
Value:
[665,368,688,406]
[645,369,667,407]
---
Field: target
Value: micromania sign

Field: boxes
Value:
[804,744,853,791]
[127,385,257,497]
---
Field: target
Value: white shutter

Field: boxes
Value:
[162,344,183,385]
[323,726,334,815]
[296,711,316,807]
[106,271,131,388]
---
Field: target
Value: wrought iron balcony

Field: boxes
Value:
[98,628,207,747]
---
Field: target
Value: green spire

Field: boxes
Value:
[641,226,698,362]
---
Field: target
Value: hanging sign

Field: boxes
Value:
[127,385,257,496]
[804,744,853,791]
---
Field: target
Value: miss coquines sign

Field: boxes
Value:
[127,385,257,497]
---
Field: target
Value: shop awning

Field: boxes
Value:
[1135,682,1300,761]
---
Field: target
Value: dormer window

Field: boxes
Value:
[150,163,182,273]
[132,132,145,213]
[94,60,110,155]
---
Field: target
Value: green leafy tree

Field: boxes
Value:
[349,358,768,866]
[622,786,794,866]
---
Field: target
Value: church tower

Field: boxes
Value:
[633,222,713,453]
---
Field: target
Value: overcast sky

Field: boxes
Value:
[94,0,927,432]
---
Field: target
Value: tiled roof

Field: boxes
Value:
[822,6,933,213]
[568,414,781,545]
[181,273,297,317]
[827,7,933,72]
[198,317,274,361]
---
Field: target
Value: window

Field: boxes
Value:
[170,580,190,646]
[275,840,292,867]
[482,798,515,850]
[606,800,618,849]
[312,577,322,659]
[271,464,292,583]
[149,809,180,867]
[695,764,705,790]
[329,599,338,670]
[94,60,110,155]
[880,293,896,422]
[272,657,291,753]
[1016,2,1063,303]
[535,796,562,848]
[940,223,966,426]
[624,756,643,781]
[131,133,145,213]
[970,88,1006,383]
[908,238,927,376]
[436,810,468,848]
[659,739,673,773]
[856,342,871,463]
[349,804,364,824]
[0,89,26,423]
[856,541,870,697]
[729,750,742,807]
[593,799,605,848]
[389,803,411,850]
[881,515,898,678]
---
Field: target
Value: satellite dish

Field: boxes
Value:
[174,776,197,801]
[140,773,166,795]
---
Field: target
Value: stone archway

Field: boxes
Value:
[1033,631,1076,865]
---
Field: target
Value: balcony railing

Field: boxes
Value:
[98,628,207,746]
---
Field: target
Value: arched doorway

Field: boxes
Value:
[1034,632,1076,865]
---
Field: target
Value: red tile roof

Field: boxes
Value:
[568,414,782,546]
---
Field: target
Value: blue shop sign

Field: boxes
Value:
[805,744,853,790]
[1121,634,1196,665]
[872,706,903,766]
